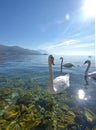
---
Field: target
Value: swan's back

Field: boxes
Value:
[88,71,96,79]
[53,74,70,93]
[63,63,74,67]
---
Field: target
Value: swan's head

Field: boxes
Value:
[84,60,91,65]
[48,55,55,65]
[60,57,63,60]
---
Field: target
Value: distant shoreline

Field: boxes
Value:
[0,44,48,56]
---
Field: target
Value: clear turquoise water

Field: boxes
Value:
[0,54,96,104]
[0,54,95,86]
[0,54,96,129]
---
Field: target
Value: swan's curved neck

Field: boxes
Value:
[85,62,91,76]
[48,61,54,90]
[61,58,63,65]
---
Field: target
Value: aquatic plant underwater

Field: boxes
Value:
[0,78,96,130]
[0,55,96,130]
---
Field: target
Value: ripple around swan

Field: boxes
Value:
[0,55,96,129]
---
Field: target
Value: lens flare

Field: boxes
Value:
[83,0,96,18]
[78,89,85,99]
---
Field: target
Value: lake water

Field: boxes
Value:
[0,54,96,130]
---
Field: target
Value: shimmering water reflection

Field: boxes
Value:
[0,55,96,129]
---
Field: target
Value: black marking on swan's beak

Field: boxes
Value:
[52,60,55,65]
[84,60,90,65]
[60,57,63,59]
[49,55,55,65]
[84,61,86,64]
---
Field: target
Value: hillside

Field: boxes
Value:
[0,45,46,55]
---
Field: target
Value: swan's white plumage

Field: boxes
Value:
[48,55,70,94]
[53,74,70,92]
[88,71,96,79]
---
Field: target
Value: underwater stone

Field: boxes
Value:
[16,94,33,106]
[6,121,21,130]
[0,99,5,108]
[0,119,6,124]
[3,105,20,120]
[84,108,95,122]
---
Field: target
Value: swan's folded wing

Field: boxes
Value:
[53,74,70,92]
[88,71,96,80]
[63,63,74,67]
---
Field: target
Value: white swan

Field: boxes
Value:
[48,55,70,94]
[60,57,74,72]
[84,60,96,84]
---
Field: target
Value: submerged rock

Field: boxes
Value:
[3,105,20,120]
[84,108,96,123]
[0,119,6,124]
[0,88,13,97]
[0,99,5,108]
[6,121,21,130]
[16,94,33,106]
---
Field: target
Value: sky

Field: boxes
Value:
[0,0,95,55]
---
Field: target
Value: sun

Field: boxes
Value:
[83,0,96,18]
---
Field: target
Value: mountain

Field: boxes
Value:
[0,45,47,55]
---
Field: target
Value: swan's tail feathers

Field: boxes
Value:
[65,73,70,87]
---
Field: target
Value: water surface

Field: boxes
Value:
[0,54,96,129]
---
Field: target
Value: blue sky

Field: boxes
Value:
[0,0,95,55]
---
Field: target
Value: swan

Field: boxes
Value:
[60,57,74,72]
[48,55,70,94]
[84,60,96,84]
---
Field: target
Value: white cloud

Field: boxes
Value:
[39,35,95,55]
[44,39,78,51]
[54,50,95,55]
[71,43,94,48]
